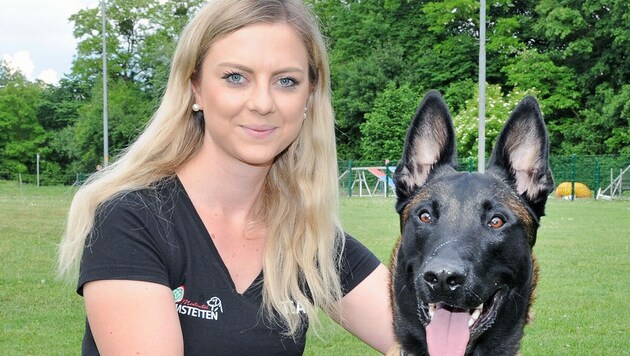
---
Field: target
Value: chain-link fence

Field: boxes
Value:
[0,171,88,187]
[338,155,630,198]
[2,154,628,199]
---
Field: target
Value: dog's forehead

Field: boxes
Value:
[429,171,506,201]
[401,171,533,223]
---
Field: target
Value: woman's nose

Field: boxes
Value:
[248,83,275,116]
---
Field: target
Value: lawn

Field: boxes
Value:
[1,181,628,355]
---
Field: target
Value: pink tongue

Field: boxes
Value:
[426,306,470,356]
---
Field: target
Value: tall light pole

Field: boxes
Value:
[101,0,109,167]
[477,0,486,173]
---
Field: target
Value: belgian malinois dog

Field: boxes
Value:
[389,91,553,355]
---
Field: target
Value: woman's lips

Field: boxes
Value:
[241,125,277,139]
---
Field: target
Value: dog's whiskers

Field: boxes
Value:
[467,287,483,305]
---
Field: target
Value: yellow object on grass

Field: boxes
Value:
[555,182,592,198]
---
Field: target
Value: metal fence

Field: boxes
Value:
[2,154,628,199]
[338,154,630,198]
[0,171,86,187]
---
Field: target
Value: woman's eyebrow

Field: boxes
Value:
[218,62,306,76]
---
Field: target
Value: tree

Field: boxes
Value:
[74,78,153,171]
[138,0,204,94]
[313,0,399,158]
[560,84,630,155]
[453,83,538,159]
[70,0,158,85]
[534,0,629,94]
[332,45,406,158]
[5,0,624,180]
[502,49,580,151]
[360,82,421,161]
[70,0,204,90]
[312,0,555,158]
[65,0,203,170]
[533,0,630,155]
[0,61,47,174]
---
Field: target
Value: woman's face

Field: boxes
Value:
[192,22,312,168]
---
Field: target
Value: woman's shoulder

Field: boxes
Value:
[99,177,182,215]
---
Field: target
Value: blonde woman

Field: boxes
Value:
[58,0,394,354]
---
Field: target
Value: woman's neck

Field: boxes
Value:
[175,141,270,225]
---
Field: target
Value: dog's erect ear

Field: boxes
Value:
[394,90,458,213]
[487,96,554,218]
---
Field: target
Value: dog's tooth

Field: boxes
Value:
[471,309,481,321]
[468,307,482,328]
[428,303,436,318]
[468,309,482,327]
[476,303,483,311]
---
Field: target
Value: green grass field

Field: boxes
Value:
[1,181,628,355]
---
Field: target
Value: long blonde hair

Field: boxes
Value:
[58,0,343,335]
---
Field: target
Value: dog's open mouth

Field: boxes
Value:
[417,289,506,356]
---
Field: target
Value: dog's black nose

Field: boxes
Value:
[422,262,466,293]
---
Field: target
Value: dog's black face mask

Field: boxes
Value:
[391,91,553,356]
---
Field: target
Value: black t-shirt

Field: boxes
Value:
[78,178,380,355]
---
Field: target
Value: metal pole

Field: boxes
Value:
[102,0,109,167]
[347,160,353,197]
[594,157,600,193]
[36,153,40,187]
[571,154,576,201]
[477,0,486,173]
[385,160,390,198]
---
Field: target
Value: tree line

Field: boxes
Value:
[0,0,628,181]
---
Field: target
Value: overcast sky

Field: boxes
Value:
[0,0,99,85]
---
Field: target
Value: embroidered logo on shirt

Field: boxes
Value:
[173,285,224,320]
[207,296,223,314]
[173,286,185,303]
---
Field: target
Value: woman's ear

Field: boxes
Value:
[190,80,199,101]
[191,80,201,103]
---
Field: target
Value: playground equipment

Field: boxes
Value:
[338,166,396,197]
[596,165,630,200]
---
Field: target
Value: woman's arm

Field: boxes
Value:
[335,264,396,354]
[83,280,184,355]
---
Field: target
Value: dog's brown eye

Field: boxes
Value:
[488,216,505,229]
[419,211,432,224]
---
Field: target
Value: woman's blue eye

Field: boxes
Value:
[278,77,298,88]
[222,72,244,85]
